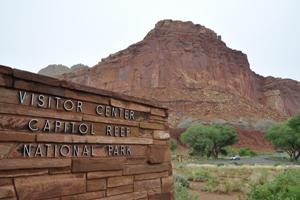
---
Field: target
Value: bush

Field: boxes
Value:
[193,170,212,182]
[247,170,300,200]
[173,172,189,188]
[173,172,199,200]
[224,146,238,156]
[174,182,199,200]
[238,148,257,157]
[184,169,212,182]
[202,178,219,193]
[169,139,177,152]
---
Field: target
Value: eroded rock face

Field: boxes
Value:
[39,64,89,78]
[61,20,300,127]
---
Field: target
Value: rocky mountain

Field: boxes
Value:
[38,64,89,78]
[58,20,300,150]
[60,20,300,130]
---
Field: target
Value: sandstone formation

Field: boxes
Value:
[61,20,300,128]
[39,64,89,78]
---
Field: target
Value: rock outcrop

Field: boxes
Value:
[60,20,300,129]
[39,64,89,78]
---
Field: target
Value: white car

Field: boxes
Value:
[231,155,241,160]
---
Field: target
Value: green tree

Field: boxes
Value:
[180,124,238,158]
[266,113,300,161]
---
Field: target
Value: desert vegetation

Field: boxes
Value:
[266,113,300,161]
[173,162,300,200]
[173,114,300,199]
[180,124,238,158]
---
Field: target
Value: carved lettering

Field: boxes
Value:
[18,91,26,104]
[28,119,38,132]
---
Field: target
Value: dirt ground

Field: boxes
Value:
[189,182,242,200]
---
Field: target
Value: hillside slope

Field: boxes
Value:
[61,20,300,129]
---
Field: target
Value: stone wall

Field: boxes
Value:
[0,65,173,200]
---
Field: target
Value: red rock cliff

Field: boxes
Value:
[61,20,300,128]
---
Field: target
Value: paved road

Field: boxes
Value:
[192,155,300,166]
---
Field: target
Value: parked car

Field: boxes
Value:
[231,155,241,160]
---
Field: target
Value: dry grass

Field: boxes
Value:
[175,164,300,199]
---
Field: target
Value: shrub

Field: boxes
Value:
[247,170,300,200]
[193,170,212,182]
[202,177,219,193]
[238,148,257,157]
[183,168,212,182]
[173,172,199,200]
[224,146,238,156]
[174,182,199,200]
[169,139,177,152]
[173,172,189,188]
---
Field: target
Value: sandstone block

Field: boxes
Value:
[87,170,123,179]
[107,184,133,196]
[0,102,82,121]
[125,157,147,165]
[0,178,13,186]
[95,191,147,200]
[87,178,106,191]
[123,163,169,175]
[0,131,35,142]
[150,108,167,117]
[110,98,151,112]
[0,74,13,87]
[61,191,105,200]
[0,169,48,178]
[49,167,71,175]
[0,65,13,75]
[0,88,17,104]
[83,114,139,127]
[149,115,167,122]
[72,158,124,172]
[107,176,133,187]
[14,79,65,97]
[149,192,173,200]
[134,178,161,193]
[161,176,174,192]
[65,89,109,104]
[14,174,85,200]
[13,69,60,87]
[134,171,169,181]
[37,134,153,145]
[0,158,71,170]
[147,145,171,164]
[153,131,170,140]
[0,185,15,199]
[0,143,15,159]
[139,122,166,130]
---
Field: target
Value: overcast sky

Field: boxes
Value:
[0,0,299,81]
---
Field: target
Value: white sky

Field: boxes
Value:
[0,0,299,81]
